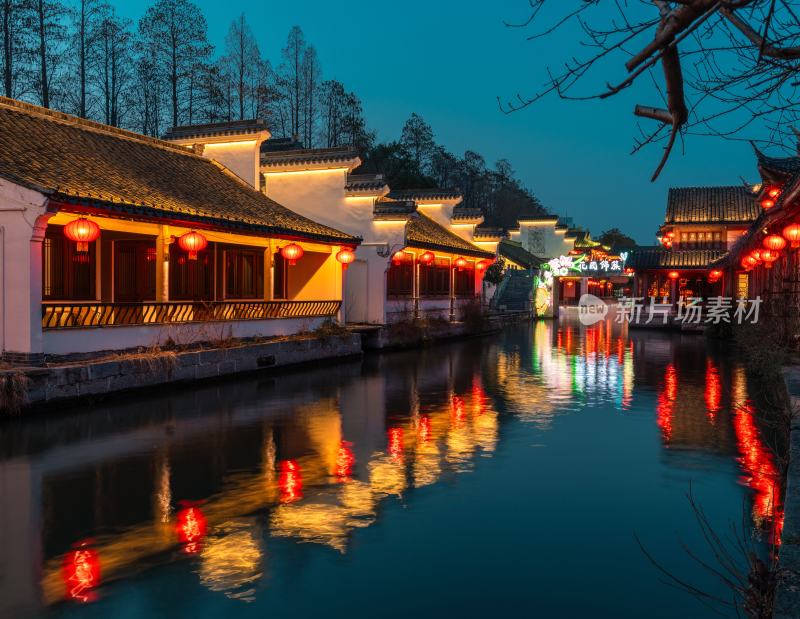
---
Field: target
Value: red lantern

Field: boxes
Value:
[763,234,787,251]
[761,248,781,268]
[742,255,758,269]
[708,269,723,282]
[761,197,776,210]
[668,271,680,280]
[392,251,405,266]
[476,259,493,271]
[783,223,800,248]
[281,243,304,266]
[336,247,356,270]
[454,256,468,270]
[62,543,101,602]
[750,249,763,262]
[177,231,207,260]
[766,185,783,200]
[419,251,435,265]
[64,218,100,252]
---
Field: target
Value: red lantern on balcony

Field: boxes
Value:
[281,242,304,266]
[336,247,356,270]
[766,185,783,200]
[763,234,787,251]
[783,223,800,248]
[668,271,680,280]
[454,256,468,270]
[177,231,207,260]
[419,251,435,265]
[64,218,100,252]
[761,248,781,268]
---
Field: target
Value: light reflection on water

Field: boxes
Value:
[0,318,785,619]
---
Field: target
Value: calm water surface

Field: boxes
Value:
[0,319,785,618]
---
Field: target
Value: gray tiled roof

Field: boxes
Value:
[451,207,483,222]
[163,119,267,141]
[0,97,357,244]
[753,144,800,179]
[387,188,461,202]
[627,247,726,270]
[373,198,416,220]
[665,186,758,224]
[261,144,358,167]
[499,239,544,269]
[406,214,493,259]
[345,173,388,193]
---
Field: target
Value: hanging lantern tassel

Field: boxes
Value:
[64,218,100,253]
[336,247,356,270]
[178,231,208,260]
[281,243,304,266]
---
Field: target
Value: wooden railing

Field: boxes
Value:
[42,300,342,329]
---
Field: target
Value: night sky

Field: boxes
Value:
[117,0,780,244]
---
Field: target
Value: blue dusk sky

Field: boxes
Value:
[116,0,781,243]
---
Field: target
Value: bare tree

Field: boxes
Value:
[500,1,800,180]
[31,0,67,109]
[138,0,210,129]
[223,13,260,121]
[91,4,133,126]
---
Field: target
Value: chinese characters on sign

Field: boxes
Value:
[543,251,629,277]
[615,296,762,325]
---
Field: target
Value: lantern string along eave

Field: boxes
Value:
[281,242,304,266]
[64,217,100,252]
[177,231,208,260]
[336,247,356,270]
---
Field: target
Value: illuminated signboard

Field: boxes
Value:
[543,251,628,277]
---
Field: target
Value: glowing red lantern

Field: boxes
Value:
[62,543,101,602]
[763,234,787,251]
[64,218,100,252]
[419,251,435,265]
[336,247,356,270]
[751,249,763,262]
[278,460,303,503]
[708,269,723,282]
[783,223,800,248]
[177,231,207,260]
[454,256,468,270]
[281,242,304,266]
[761,197,776,210]
[766,185,783,200]
[175,505,208,554]
[668,271,680,280]
[742,255,758,269]
[761,248,781,268]
[391,251,405,266]
[476,259,492,271]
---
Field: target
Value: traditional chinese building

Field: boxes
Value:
[713,145,800,307]
[0,98,358,360]
[628,186,759,301]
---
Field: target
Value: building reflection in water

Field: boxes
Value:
[0,318,785,616]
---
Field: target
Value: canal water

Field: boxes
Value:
[0,318,784,619]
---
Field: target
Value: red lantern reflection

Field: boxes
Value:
[176,505,208,554]
[388,427,404,462]
[656,363,677,442]
[335,441,355,481]
[279,459,304,503]
[417,415,432,444]
[705,360,721,421]
[733,403,784,545]
[62,542,101,602]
